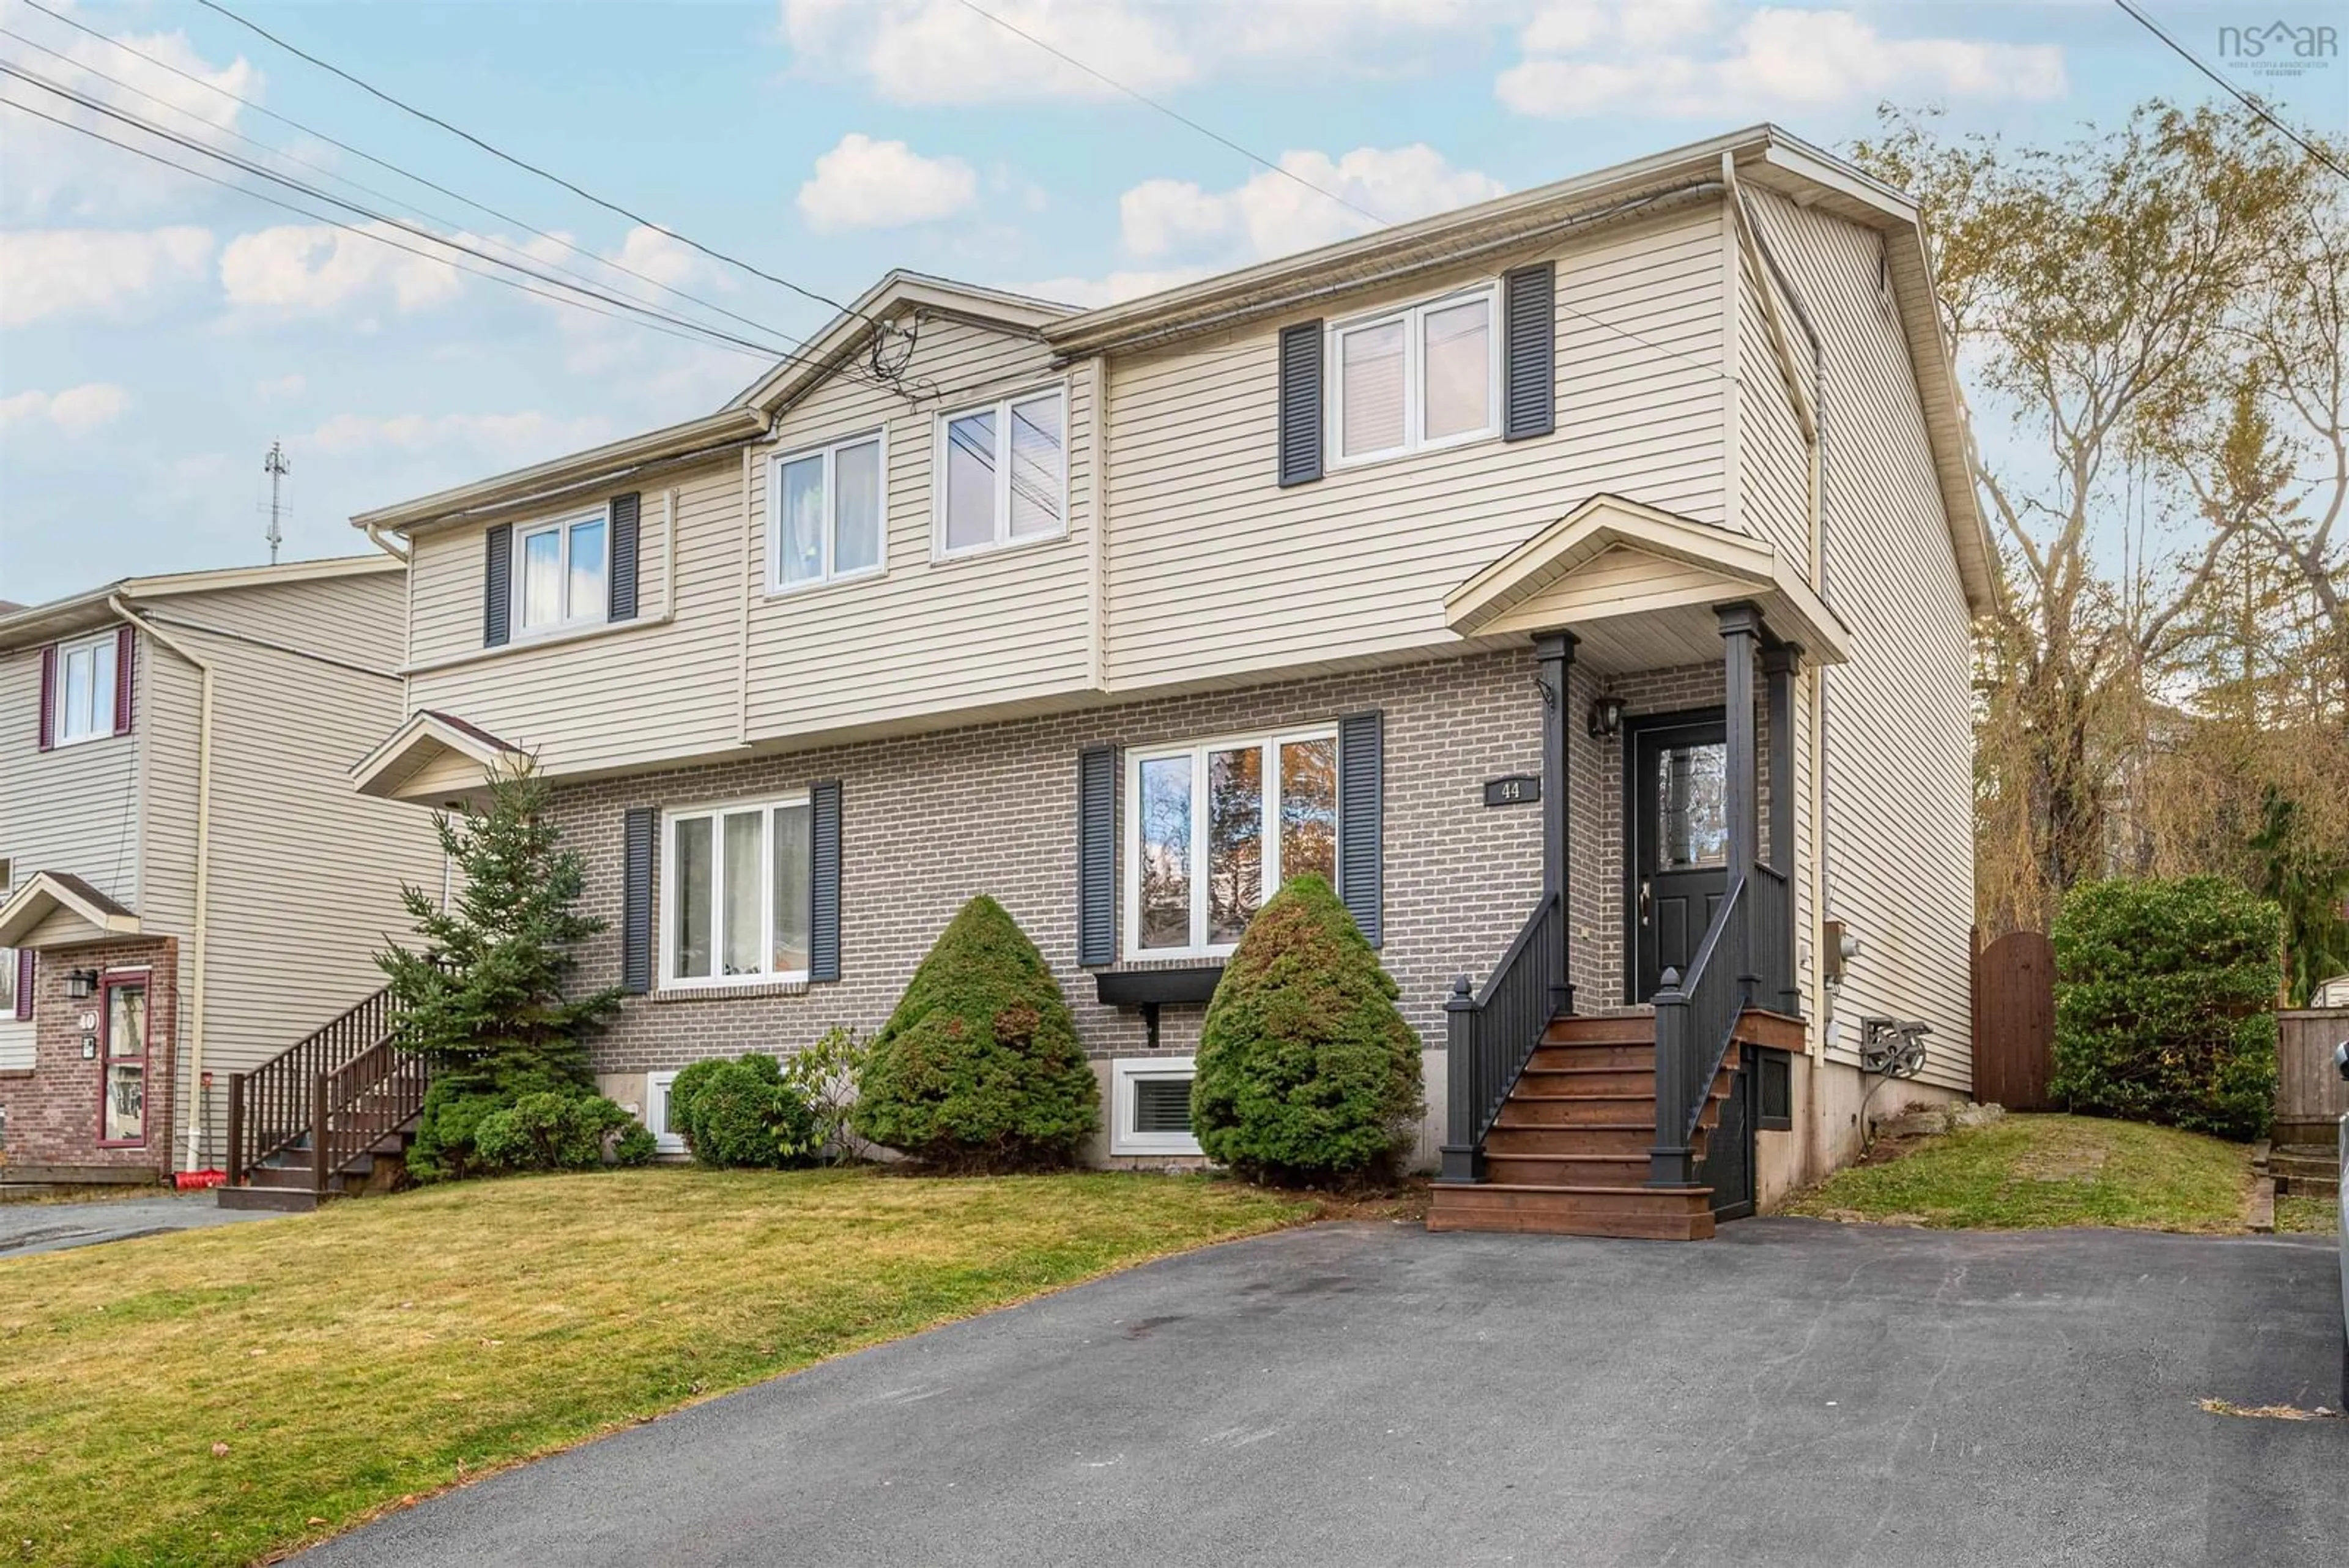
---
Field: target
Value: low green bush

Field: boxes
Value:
[780,1025,873,1165]
[851,896,1097,1172]
[472,1090,640,1173]
[2050,875,2281,1142]
[1190,874,1423,1186]
[407,1061,588,1183]
[670,1053,820,1168]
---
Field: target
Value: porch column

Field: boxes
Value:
[1762,642,1803,1016]
[1534,630,1577,1014]
[1718,603,1762,992]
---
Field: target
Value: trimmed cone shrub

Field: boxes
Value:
[2050,876,2281,1141]
[1191,874,1423,1185]
[851,896,1097,1172]
[472,1090,640,1173]
[672,1053,820,1169]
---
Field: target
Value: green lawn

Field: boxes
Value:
[0,1168,1308,1567]
[1781,1113,2255,1232]
[2276,1192,2341,1235]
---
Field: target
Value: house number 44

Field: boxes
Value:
[1483,775,1540,807]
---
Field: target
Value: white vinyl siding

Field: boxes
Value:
[514,508,608,634]
[1103,206,1729,690]
[2,637,141,916]
[1110,1055,1202,1156]
[933,387,1068,557]
[51,631,119,745]
[768,432,886,592]
[661,795,813,989]
[1124,727,1337,960]
[1327,283,1498,466]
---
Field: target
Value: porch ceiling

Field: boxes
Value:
[1445,494,1851,674]
[352,709,522,808]
[0,871,141,949]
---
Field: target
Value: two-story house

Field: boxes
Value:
[0,557,443,1183]
[333,125,1992,1238]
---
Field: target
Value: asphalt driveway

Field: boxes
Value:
[300,1218,2345,1567]
[0,1191,283,1257]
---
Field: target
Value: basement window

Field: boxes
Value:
[1110,1057,1201,1157]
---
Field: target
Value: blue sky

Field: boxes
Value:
[3,0,2344,606]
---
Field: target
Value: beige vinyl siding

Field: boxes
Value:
[1735,251,1813,575]
[405,463,741,777]
[0,636,141,911]
[743,318,1093,738]
[1102,206,1729,690]
[1746,188,1976,1092]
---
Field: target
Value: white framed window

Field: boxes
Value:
[514,507,609,634]
[1110,1056,1202,1157]
[0,947,15,1016]
[1125,727,1339,960]
[661,793,813,989]
[643,1070,686,1154]
[933,386,1067,558]
[768,430,886,592]
[1327,283,1499,466]
[51,632,120,745]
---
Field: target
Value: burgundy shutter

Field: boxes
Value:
[37,644,56,751]
[113,625,135,735]
[12,951,29,1021]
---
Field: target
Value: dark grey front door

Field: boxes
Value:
[1628,713,1729,1003]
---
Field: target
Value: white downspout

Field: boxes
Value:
[109,595,214,1173]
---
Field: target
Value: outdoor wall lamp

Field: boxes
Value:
[64,968,99,1001]
[1587,694,1625,740]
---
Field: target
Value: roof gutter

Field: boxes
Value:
[108,593,215,1175]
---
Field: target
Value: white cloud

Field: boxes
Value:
[0,226,215,327]
[1120,146,1506,264]
[779,0,1494,106]
[301,410,617,465]
[218,222,465,315]
[1013,266,1211,307]
[797,133,979,232]
[1497,2,2066,119]
[0,382,133,435]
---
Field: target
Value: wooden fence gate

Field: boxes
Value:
[2274,1009,2349,1143]
[1972,929,2056,1112]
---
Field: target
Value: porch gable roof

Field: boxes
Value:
[0,871,142,949]
[351,708,523,806]
[1445,494,1852,669]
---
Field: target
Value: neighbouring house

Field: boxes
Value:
[0,557,443,1184]
[313,124,1989,1238]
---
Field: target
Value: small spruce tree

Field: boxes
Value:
[379,756,621,1180]
[1190,874,1422,1186]
[851,896,1097,1172]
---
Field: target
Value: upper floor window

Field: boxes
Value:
[515,508,608,634]
[52,631,120,746]
[1329,284,1497,465]
[1126,727,1338,959]
[770,432,885,592]
[935,387,1065,557]
[663,794,812,987]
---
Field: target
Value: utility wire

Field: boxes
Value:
[192,0,881,327]
[10,0,825,354]
[0,94,781,363]
[949,0,1742,385]
[2112,0,2349,184]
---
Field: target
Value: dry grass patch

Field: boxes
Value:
[0,1167,1307,1567]
[1781,1113,2254,1232]
[2276,1192,2340,1235]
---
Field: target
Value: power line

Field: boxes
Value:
[9,0,823,354]
[192,0,881,328]
[948,0,1740,385]
[2112,0,2349,185]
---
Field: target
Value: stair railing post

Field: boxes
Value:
[225,1073,245,1187]
[1648,966,1698,1187]
[1438,976,1485,1183]
[310,1071,331,1199]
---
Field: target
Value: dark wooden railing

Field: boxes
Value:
[1438,891,1564,1184]
[1650,856,1798,1189]
[226,984,403,1185]
[311,1038,428,1198]
[1749,860,1795,1016]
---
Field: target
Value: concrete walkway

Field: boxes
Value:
[0,1191,285,1257]
[299,1219,2347,1567]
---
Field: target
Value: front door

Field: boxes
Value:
[1628,713,1729,1003]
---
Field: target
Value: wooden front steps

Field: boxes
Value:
[217,1123,414,1213]
[1428,1012,1757,1241]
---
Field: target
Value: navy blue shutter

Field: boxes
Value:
[1337,710,1384,947]
[809,780,841,983]
[607,492,641,622]
[1277,321,1324,487]
[1502,262,1556,441]
[620,807,656,994]
[483,524,512,647]
[1076,746,1116,966]
[13,950,31,1022]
